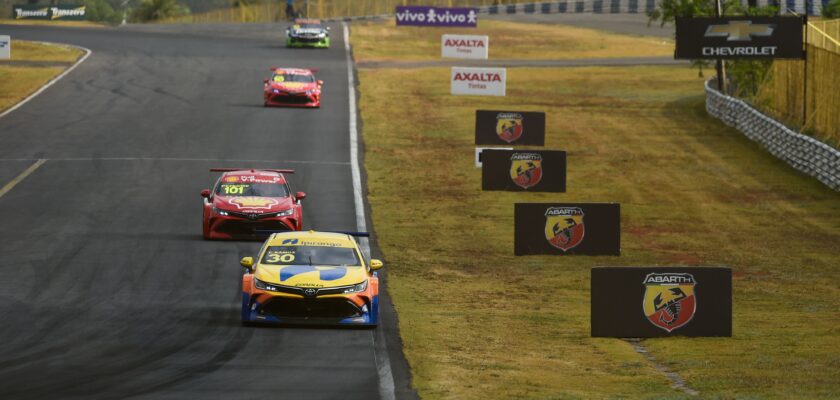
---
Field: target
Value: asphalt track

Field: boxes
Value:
[0,23,415,399]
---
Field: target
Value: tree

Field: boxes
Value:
[823,0,840,18]
[130,0,189,21]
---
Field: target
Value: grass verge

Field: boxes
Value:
[352,19,672,62]
[0,41,84,112]
[354,23,840,400]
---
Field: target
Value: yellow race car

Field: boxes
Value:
[239,230,383,326]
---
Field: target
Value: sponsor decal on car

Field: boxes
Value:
[509,153,542,189]
[544,207,585,252]
[643,273,697,332]
[228,196,279,210]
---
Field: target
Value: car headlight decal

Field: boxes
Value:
[212,207,229,216]
[276,208,294,217]
[343,280,367,294]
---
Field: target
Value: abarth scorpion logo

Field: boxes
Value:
[496,112,523,143]
[643,273,697,332]
[510,153,543,189]
[544,207,585,251]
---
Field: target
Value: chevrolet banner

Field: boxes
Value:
[675,16,805,59]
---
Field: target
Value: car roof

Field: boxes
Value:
[273,68,313,75]
[220,169,287,184]
[265,231,357,247]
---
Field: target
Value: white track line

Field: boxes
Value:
[0,42,92,119]
[0,159,46,199]
[343,22,397,400]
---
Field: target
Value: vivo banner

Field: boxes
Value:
[442,34,488,59]
[451,67,505,96]
[395,6,478,27]
[0,36,10,60]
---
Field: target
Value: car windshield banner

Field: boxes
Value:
[475,110,545,145]
[675,16,805,59]
[514,203,620,256]
[395,6,478,27]
[13,4,86,20]
[482,149,566,192]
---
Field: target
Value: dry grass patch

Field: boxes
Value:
[358,65,840,399]
[352,19,672,62]
[0,41,84,112]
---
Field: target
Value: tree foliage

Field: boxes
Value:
[823,0,840,19]
[130,0,189,21]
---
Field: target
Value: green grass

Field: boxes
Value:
[354,22,840,400]
[0,41,84,112]
[352,19,672,62]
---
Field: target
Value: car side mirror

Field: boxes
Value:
[201,189,211,198]
[370,259,384,270]
[240,257,255,271]
[295,191,306,201]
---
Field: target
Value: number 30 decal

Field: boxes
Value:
[266,253,295,263]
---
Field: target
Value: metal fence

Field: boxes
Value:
[706,79,840,191]
[754,22,840,147]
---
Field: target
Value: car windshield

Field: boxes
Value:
[272,74,314,83]
[297,23,322,29]
[261,245,360,266]
[216,182,288,197]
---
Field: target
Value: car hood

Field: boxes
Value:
[255,264,367,288]
[213,195,294,214]
[269,81,318,92]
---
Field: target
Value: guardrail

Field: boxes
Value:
[705,79,840,191]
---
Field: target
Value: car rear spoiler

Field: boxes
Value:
[210,168,294,174]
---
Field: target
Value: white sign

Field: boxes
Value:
[451,67,505,97]
[0,36,10,60]
[475,147,512,168]
[441,34,488,59]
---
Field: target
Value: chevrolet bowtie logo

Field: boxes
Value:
[705,21,774,41]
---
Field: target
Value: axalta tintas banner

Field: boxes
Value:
[0,36,10,60]
[442,34,488,59]
[451,67,505,96]
[395,6,478,27]
[13,4,86,20]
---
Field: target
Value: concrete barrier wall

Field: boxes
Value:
[705,79,840,191]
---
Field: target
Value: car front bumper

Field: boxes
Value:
[206,214,298,240]
[242,284,379,326]
[286,37,330,48]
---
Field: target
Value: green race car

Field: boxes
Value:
[286,18,330,48]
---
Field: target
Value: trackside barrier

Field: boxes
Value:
[705,79,840,191]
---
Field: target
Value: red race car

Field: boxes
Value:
[201,168,305,240]
[263,68,322,108]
